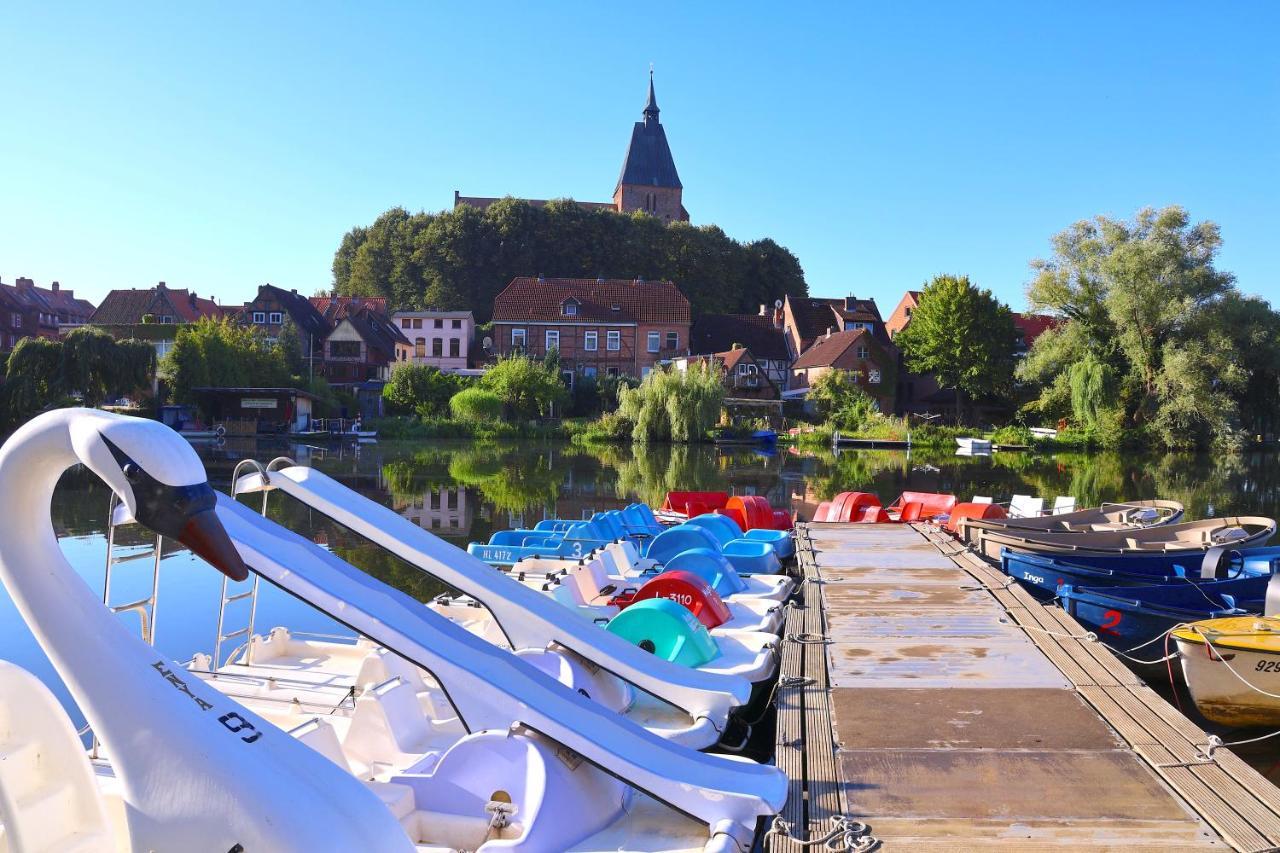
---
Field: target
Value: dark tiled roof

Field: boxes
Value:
[339,307,410,361]
[253,284,330,338]
[690,313,789,361]
[492,277,691,325]
[90,285,223,325]
[615,75,681,191]
[792,328,873,370]
[789,295,889,348]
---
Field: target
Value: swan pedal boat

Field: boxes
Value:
[0,411,786,852]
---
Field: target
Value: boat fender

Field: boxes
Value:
[630,570,733,629]
[605,598,722,668]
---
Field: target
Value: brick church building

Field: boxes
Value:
[454,71,688,222]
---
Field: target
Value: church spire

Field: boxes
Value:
[643,65,659,124]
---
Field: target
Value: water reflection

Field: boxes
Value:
[4,438,1278,757]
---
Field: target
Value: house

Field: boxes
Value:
[392,310,475,372]
[781,295,891,360]
[689,306,790,390]
[240,284,330,362]
[490,276,691,385]
[455,70,689,223]
[885,290,921,339]
[88,281,224,359]
[1013,313,1060,356]
[319,307,411,418]
[0,276,95,346]
[310,294,390,325]
[675,346,780,401]
[787,328,895,411]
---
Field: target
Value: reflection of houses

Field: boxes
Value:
[787,328,895,411]
[392,310,475,371]
[689,306,790,390]
[491,276,691,384]
[394,486,474,536]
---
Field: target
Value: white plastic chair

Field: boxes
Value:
[972,496,993,504]
[1051,496,1076,515]
[1009,495,1044,519]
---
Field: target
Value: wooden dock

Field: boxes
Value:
[771,521,1280,851]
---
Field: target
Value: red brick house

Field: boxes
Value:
[0,276,94,347]
[788,328,895,411]
[89,282,224,360]
[689,306,791,390]
[781,294,892,360]
[490,276,691,385]
[240,284,330,352]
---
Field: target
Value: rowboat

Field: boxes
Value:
[1059,576,1266,668]
[1002,547,1278,600]
[954,499,1184,551]
[968,515,1274,562]
[955,437,992,454]
[1173,616,1280,727]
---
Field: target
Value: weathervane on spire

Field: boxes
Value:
[644,64,659,121]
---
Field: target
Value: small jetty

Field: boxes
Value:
[774,521,1280,851]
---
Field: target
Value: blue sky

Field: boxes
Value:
[2,2,1276,315]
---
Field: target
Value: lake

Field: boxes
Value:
[5,437,1280,769]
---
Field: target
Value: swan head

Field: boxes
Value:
[70,412,250,582]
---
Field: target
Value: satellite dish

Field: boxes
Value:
[774,299,783,309]
[482,336,493,351]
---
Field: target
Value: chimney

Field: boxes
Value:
[291,288,297,295]
[844,296,858,311]
[597,276,605,285]
[826,326,835,339]
[774,306,784,329]
[16,277,34,290]
[51,281,60,292]
[537,273,546,284]
[157,281,167,290]
[758,304,767,317]
[636,276,645,285]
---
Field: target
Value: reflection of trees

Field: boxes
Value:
[447,446,562,513]
[806,450,909,501]
[380,449,456,502]
[612,445,726,507]
[1150,453,1258,520]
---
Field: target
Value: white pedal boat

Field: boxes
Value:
[0,411,786,853]
[574,540,795,602]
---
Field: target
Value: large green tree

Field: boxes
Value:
[162,318,290,406]
[331,199,808,320]
[1019,206,1270,447]
[894,274,1021,422]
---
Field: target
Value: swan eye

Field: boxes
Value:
[123,463,141,481]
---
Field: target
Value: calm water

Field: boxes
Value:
[6,438,1280,766]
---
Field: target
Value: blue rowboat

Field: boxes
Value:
[1000,548,1276,601]
[1059,576,1269,663]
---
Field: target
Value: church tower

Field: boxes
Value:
[613,70,688,222]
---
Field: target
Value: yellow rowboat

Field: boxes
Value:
[1173,616,1280,727]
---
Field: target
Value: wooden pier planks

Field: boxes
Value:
[914,522,1280,852]
[770,521,1271,851]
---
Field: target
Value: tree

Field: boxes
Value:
[1020,206,1271,447]
[617,364,725,442]
[807,370,881,431]
[276,319,306,380]
[477,354,568,420]
[895,274,1021,422]
[383,364,464,419]
[330,198,809,320]
[162,318,289,406]
[449,387,505,423]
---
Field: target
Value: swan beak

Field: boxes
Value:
[178,509,250,582]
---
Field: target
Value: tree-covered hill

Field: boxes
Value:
[331,198,808,321]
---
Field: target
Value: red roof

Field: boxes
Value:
[310,295,389,323]
[791,328,874,369]
[492,277,691,325]
[1013,313,1060,348]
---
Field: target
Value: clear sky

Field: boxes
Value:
[2,2,1276,315]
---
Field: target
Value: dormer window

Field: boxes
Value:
[610,304,621,312]
[561,299,580,317]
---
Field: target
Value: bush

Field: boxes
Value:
[990,425,1034,446]
[449,387,505,423]
[383,364,465,419]
[572,412,634,445]
[479,355,568,419]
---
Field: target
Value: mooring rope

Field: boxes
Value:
[767,815,879,851]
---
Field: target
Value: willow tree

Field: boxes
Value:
[618,364,725,443]
[894,274,1021,422]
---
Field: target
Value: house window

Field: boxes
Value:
[449,338,460,358]
[563,302,578,317]
[158,315,174,324]
[868,369,882,384]
[642,366,652,378]
[330,340,361,358]
[607,330,621,351]
[857,346,870,359]
[607,367,619,378]
[415,337,426,358]
[511,328,526,349]
[850,321,872,332]
[269,312,282,324]
[584,331,598,351]
[451,319,462,329]
[665,331,678,351]
[401,318,412,328]
[583,365,597,378]
[433,338,443,357]
[252,312,265,324]
[546,330,560,352]
[413,318,423,329]
[433,318,443,329]
[647,331,660,353]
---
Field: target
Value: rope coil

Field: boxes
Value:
[767,815,879,851]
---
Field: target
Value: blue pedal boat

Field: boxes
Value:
[1001,547,1277,601]
[1059,575,1269,662]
